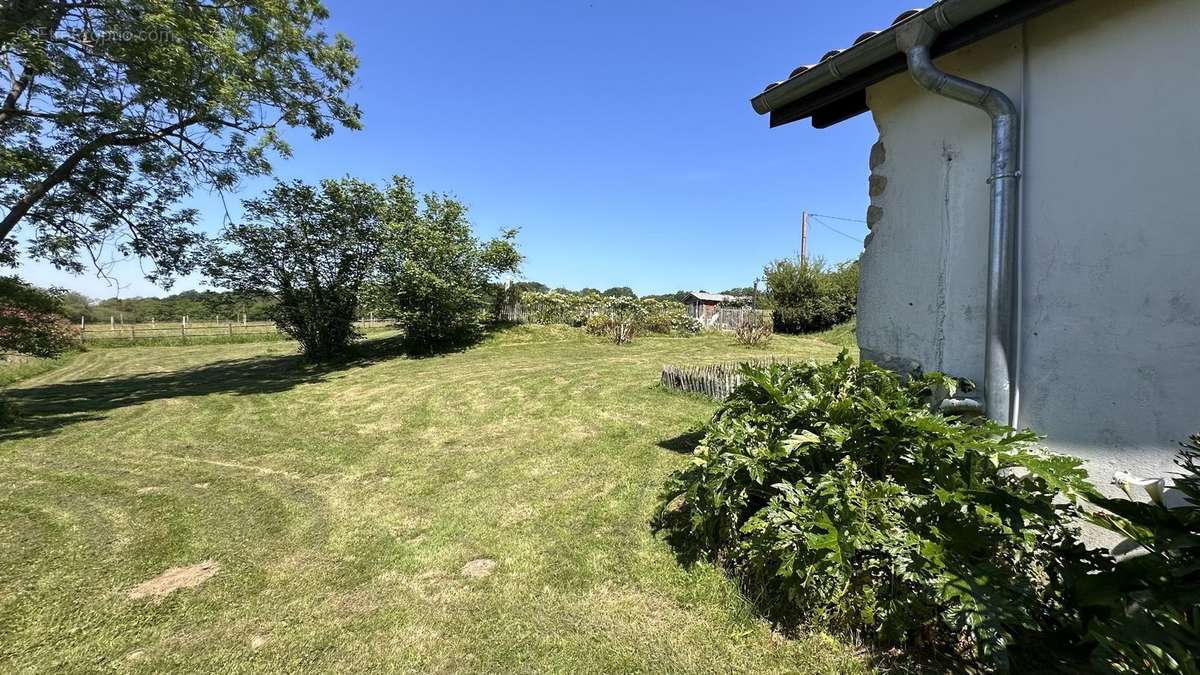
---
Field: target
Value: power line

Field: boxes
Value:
[808,212,867,224]
[808,215,864,244]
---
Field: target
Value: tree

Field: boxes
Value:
[369,179,521,350]
[0,276,77,356]
[641,290,691,303]
[59,291,94,322]
[601,286,636,298]
[0,0,361,283]
[764,256,859,333]
[207,177,384,361]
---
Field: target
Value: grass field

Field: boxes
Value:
[0,326,868,673]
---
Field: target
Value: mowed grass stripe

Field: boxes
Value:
[0,327,868,673]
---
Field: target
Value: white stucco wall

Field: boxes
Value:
[860,0,1200,485]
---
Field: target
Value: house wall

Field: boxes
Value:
[861,0,1200,485]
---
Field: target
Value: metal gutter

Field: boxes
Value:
[751,0,1010,115]
[751,0,1075,128]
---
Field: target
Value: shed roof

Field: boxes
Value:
[749,0,1073,129]
[686,292,747,303]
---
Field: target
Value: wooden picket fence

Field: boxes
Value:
[660,357,798,401]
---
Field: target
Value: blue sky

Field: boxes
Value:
[20,0,917,298]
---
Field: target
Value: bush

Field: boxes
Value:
[603,297,646,344]
[520,291,604,326]
[671,313,703,336]
[371,183,522,351]
[0,277,79,357]
[766,258,858,333]
[733,312,773,346]
[653,354,1097,668]
[520,292,698,337]
[583,313,611,337]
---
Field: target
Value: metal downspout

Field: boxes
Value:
[895,18,1021,426]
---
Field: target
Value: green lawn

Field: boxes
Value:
[0,326,868,673]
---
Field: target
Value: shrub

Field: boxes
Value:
[653,354,1096,668]
[520,292,698,337]
[519,291,605,326]
[603,297,646,344]
[1073,437,1200,673]
[733,311,773,346]
[671,313,703,336]
[766,257,858,333]
[371,183,522,351]
[641,309,675,334]
[583,313,611,337]
[0,277,79,357]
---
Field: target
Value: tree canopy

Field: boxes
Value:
[0,0,361,284]
[601,286,636,298]
[207,177,383,360]
[366,180,522,350]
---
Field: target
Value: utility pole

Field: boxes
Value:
[801,210,809,263]
[751,278,760,310]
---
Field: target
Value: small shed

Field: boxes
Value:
[683,292,747,319]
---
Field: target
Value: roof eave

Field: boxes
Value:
[750,0,1074,128]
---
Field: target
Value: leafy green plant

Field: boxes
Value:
[653,353,1097,669]
[1072,437,1200,674]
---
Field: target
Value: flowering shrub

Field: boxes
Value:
[519,291,697,337]
[0,277,78,357]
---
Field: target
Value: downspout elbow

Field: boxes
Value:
[894,18,1023,428]
[901,42,1017,123]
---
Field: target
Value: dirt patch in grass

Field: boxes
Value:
[127,561,221,601]
[460,558,496,578]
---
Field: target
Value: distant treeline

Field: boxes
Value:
[64,283,767,325]
[62,290,277,324]
[499,282,768,306]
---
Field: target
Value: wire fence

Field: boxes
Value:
[76,318,395,345]
[686,306,772,331]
